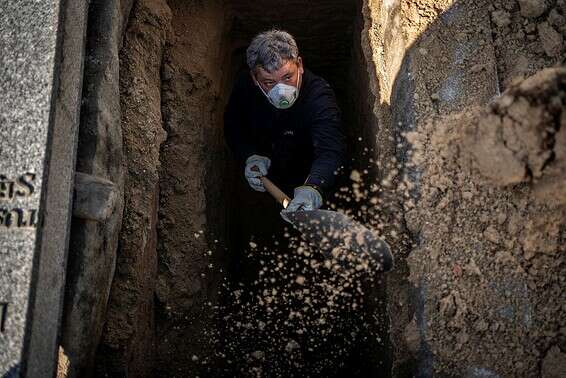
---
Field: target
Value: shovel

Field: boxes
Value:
[259,176,394,273]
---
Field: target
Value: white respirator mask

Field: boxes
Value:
[257,69,301,110]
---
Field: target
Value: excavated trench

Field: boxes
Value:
[62,0,566,376]
[151,0,390,376]
[62,0,566,377]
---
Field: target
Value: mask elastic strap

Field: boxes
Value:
[295,67,302,99]
[255,75,276,105]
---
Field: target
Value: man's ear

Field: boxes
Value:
[297,57,304,74]
[249,70,259,86]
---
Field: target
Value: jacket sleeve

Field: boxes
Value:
[224,72,257,163]
[305,81,346,194]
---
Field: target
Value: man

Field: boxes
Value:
[224,29,346,219]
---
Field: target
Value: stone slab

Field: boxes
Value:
[0,0,80,376]
[24,0,89,376]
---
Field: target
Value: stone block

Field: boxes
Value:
[73,173,118,222]
[0,0,87,376]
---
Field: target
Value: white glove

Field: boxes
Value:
[281,186,323,219]
[244,155,271,192]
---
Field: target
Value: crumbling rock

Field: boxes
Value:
[518,0,548,18]
[468,67,566,201]
[538,22,564,57]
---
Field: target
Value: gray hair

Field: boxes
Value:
[246,29,299,73]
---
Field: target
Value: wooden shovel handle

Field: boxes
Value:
[260,176,291,209]
[250,165,292,208]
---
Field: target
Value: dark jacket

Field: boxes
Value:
[224,68,346,196]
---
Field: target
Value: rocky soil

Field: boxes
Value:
[405,67,565,376]
[360,0,565,375]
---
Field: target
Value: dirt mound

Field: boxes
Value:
[404,67,565,375]
[469,67,566,204]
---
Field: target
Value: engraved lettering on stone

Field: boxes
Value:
[0,173,36,200]
[0,173,38,229]
[0,303,7,333]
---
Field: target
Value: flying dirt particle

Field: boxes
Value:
[249,241,258,249]
[295,275,306,285]
[251,350,265,360]
[349,170,362,182]
[191,355,199,362]
[285,339,300,353]
[355,264,366,272]
[355,231,366,246]
[518,0,547,18]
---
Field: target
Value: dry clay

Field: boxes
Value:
[405,67,565,376]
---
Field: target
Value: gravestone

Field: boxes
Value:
[0,0,87,376]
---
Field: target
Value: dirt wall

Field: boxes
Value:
[360,0,565,375]
[343,1,395,373]
[405,67,565,376]
[155,0,232,375]
[94,0,171,375]
[90,0,232,376]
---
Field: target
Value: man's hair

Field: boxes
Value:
[246,29,299,73]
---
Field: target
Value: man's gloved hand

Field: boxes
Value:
[281,186,323,221]
[244,154,271,192]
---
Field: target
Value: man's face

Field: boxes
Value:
[252,57,304,93]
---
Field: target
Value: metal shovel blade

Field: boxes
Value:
[283,209,394,273]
